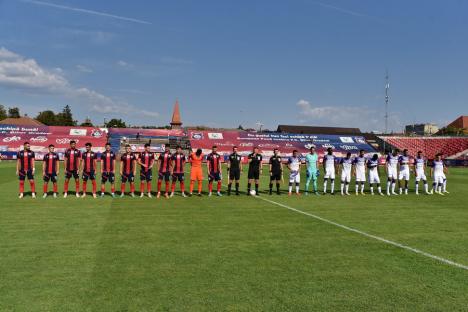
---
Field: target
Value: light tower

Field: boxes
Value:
[385,70,390,135]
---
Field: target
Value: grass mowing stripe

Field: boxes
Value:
[256,196,468,271]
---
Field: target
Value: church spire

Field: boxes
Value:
[170,99,182,129]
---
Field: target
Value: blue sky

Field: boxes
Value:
[0,0,467,131]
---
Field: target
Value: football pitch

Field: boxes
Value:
[1,161,467,311]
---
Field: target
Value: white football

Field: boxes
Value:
[250,189,256,196]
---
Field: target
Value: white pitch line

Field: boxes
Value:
[256,196,468,271]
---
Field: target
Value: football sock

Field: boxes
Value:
[140,182,145,193]
[171,181,176,193]
[157,180,162,192]
[228,183,232,193]
[64,180,69,193]
[101,184,106,193]
[360,183,365,193]
[391,182,396,193]
[443,179,447,192]
[43,183,48,194]
[295,185,299,193]
[53,183,58,193]
[255,183,259,194]
[355,184,359,193]
[340,183,344,193]
[236,183,240,193]
[217,181,221,192]
[415,182,419,193]
[424,181,428,192]
[209,181,213,193]
[181,181,185,193]
[120,184,125,194]
[75,179,80,193]
[269,183,273,192]
[370,184,374,193]
[345,183,349,193]
[111,185,115,193]
[330,179,335,193]
[130,184,135,193]
[19,180,24,193]
[165,181,170,193]
[30,181,35,193]
[247,183,251,193]
[386,181,390,193]
[288,182,292,193]
[276,183,280,193]
[92,180,96,194]
[197,180,202,193]
[83,181,87,193]
[323,179,328,193]
[377,185,382,193]
[190,180,194,193]
[147,182,152,193]
[313,180,317,192]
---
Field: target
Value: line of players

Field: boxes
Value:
[16,141,449,198]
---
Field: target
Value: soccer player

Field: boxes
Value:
[120,144,137,197]
[138,143,155,198]
[398,149,411,195]
[269,148,283,195]
[227,146,242,196]
[247,147,263,196]
[16,142,36,198]
[414,150,430,195]
[430,153,448,195]
[305,146,319,195]
[386,149,399,196]
[339,152,353,196]
[42,144,59,198]
[207,145,222,196]
[100,143,116,197]
[367,153,384,196]
[157,145,172,198]
[322,147,336,195]
[170,145,187,197]
[354,149,367,195]
[189,148,204,196]
[63,140,81,198]
[287,150,301,196]
[81,142,98,198]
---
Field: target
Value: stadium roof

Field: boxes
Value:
[277,125,362,135]
[447,116,468,129]
[0,116,44,126]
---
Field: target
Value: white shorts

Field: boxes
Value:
[289,171,300,183]
[355,170,366,182]
[341,171,351,183]
[399,168,410,180]
[369,170,380,184]
[415,170,427,182]
[433,174,444,184]
[387,167,398,180]
[324,168,335,179]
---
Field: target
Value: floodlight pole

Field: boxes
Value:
[383,70,390,153]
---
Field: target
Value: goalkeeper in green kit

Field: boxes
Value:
[305,146,320,195]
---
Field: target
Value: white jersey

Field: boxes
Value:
[288,156,301,183]
[414,157,427,182]
[323,154,335,169]
[354,156,367,182]
[432,160,444,175]
[386,154,399,179]
[367,159,380,183]
[340,157,353,182]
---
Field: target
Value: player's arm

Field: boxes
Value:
[269,160,272,175]
[64,154,68,173]
[227,157,231,172]
[42,157,46,176]
[240,158,243,173]
[119,158,123,176]
[56,157,60,175]
[16,154,20,175]
[112,157,116,173]
[133,158,137,176]
[31,153,35,173]
[93,156,97,172]
[444,163,448,175]
[429,163,433,177]
[137,155,144,167]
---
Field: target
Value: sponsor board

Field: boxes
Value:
[208,132,223,139]
[69,129,87,136]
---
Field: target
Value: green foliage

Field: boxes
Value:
[35,110,57,126]
[80,117,94,127]
[106,118,127,128]
[7,107,20,118]
[0,104,7,120]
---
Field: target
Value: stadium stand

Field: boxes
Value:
[277,125,362,135]
[379,136,468,159]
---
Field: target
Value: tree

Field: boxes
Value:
[80,117,94,127]
[0,105,6,120]
[106,118,127,128]
[238,124,244,130]
[8,107,20,118]
[35,110,57,125]
[56,105,76,126]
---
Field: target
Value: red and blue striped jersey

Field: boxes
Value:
[207,152,221,173]
[100,151,116,172]
[17,150,35,171]
[65,148,81,171]
[121,153,137,175]
[43,152,59,174]
[82,151,97,173]
[171,153,186,174]
[158,152,172,173]
[139,152,155,171]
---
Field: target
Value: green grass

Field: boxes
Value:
[1,160,468,311]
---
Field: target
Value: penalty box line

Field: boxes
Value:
[255,196,468,271]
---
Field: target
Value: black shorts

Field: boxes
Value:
[158,171,171,181]
[270,172,282,181]
[121,173,135,183]
[229,168,241,180]
[82,170,96,181]
[65,170,79,180]
[208,172,221,182]
[248,168,260,180]
[172,173,185,182]
[101,172,115,183]
[140,170,153,181]
[43,172,57,183]
[19,170,34,181]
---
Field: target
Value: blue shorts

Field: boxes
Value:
[172,173,185,182]
[158,171,171,181]
[101,172,115,183]
[121,173,135,183]
[208,172,221,182]
[19,170,34,181]
[82,170,96,181]
[140,170,153,181]
[43,172,57,183]
[65,170,79,180]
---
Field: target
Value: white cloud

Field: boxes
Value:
[0,47,159,119]
[117,60,128,67]
[76,64,93,73]
[296,99,401,132]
